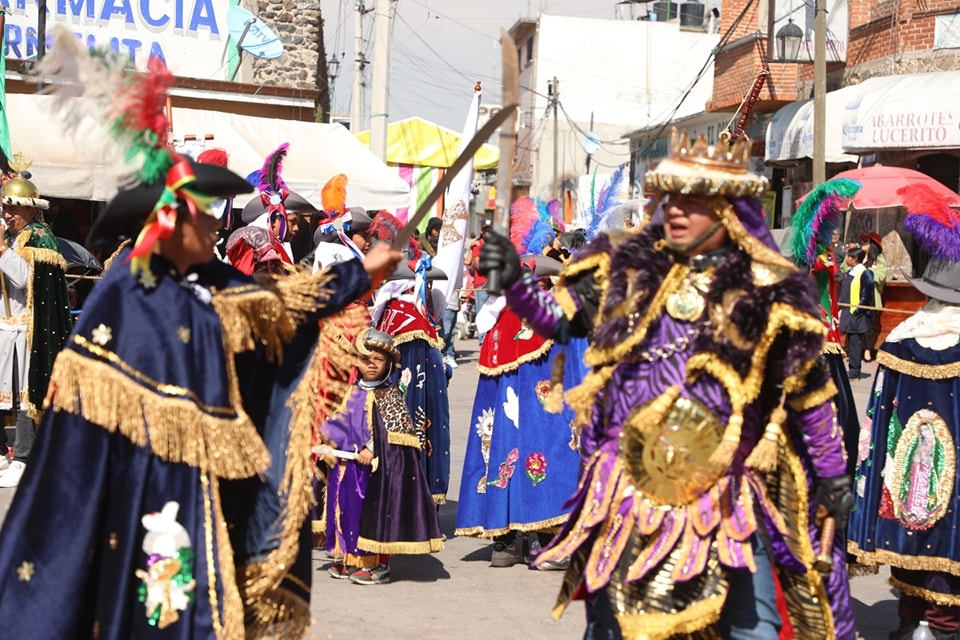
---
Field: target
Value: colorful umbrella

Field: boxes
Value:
[829,165,960,209]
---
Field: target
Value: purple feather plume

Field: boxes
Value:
[900,184,960,261]
[259,142,289,193]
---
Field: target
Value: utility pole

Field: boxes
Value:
[813,0,826,185]
[349,0,366,132]
[369,0,393,160]
[550,76,559,199]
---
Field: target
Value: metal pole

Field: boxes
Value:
[552,76,559,199]
[368,0,392,160]
[349,0,365,132]
[813,0,826,185]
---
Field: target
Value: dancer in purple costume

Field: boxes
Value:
[480,129,855,639]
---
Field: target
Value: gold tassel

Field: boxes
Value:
[564,366,615,428]
[625,385,681,436]
[545,352,566,414]
[745,400,787,472]
[709,412,744,467]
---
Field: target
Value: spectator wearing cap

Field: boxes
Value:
[860,231,887,361]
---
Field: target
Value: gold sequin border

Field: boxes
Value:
[876,351,960,380]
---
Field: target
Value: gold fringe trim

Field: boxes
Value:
[848,540,960,576]
[821,341,846,356]
[476,338,554,376]
[545,351,566,414]
[312,519,326,534]
[890,576,960,607]
[781,432,836,638]
[201,471,246,640]
[717,203,797,270]
[387,431,421,448]
[255,268,337,326]
[788,380,838,413]
[745,403,786,472]
[876,351,960,380]
[454,513,570,539]
[102,239,131,272]
[357,536,444,555]
[432,494,447,505]
[391,329,443,350]
[847,563,880,577]
[555,252,609,322]
[46,347,270,479]
[564,365,616,429]
[615,591,725,640]
[211,287,297,366]
[553,287,580,322]
[242,584,311,640]
[241,304,367,606]
[584,263,685,368]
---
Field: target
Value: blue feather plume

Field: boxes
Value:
[587,163,626,240]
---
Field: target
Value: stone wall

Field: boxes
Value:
[246,0,322,91]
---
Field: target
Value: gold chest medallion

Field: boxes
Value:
[665,269,712,322]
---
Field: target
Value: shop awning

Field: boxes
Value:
[355,116,498,170]
[841,71,960,153]
[765,83,866,165]
[6,93,411,210]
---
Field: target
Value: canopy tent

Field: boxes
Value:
[6,93,411,211]
[764,83,866,165]
[355,117,498,170]
[840,71,960,152]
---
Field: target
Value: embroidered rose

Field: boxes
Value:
[535,381,551,406]
[525,452,548,486]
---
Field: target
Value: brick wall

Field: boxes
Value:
[248,0,322,91]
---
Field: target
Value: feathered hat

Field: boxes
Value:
[314,175,372,249]
[510,196,562,276]
[241,143,319,235]
[35,27,252,272]
[1,153,49,210]
[900,184,960,303]
[788,178,861,268]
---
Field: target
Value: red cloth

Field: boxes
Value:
[472,240,487,288]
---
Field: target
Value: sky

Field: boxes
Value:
[320,0,618,131]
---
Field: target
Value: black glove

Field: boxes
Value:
[478,230,522,288]
[816,475,855,530]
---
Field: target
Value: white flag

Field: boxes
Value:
[434,86,481,310]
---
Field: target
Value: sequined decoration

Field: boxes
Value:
[139,268,158,290]
[475,408,495,494]
[889,409,955,530]
[664,271,711,322]
[91,323,113,346]
[16,561,34,582]
[535,380,551,406]
[525,452,548,486]
[135,501,196,629]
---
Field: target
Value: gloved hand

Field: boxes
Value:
[816,475,855,530]
[478,230,522,288]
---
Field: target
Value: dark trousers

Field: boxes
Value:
[847,332,865,375]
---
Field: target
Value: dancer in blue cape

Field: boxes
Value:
[0,30,401,640]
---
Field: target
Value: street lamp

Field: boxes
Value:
[775,18,803,63]
[328,54,341,84]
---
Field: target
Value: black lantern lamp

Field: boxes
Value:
[775,18,804,62]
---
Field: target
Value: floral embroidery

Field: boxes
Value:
[139,268,158,290]
[135,502,196,629]
[487,448,519,489]
[535,380,551,406]
[399,367,412,397]
[525,452,548,486]
[91,323,113,346]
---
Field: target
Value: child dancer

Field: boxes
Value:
[318,329,444,584]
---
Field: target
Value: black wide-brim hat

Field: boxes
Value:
[241,190,319,224]
[385,262,448,281]
[314,208,374,246]
[89,162,254,248]
[904,258,960,304]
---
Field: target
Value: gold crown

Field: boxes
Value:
[644,127,768,198]
[670,129,751,172]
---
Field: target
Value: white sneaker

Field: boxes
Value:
[445,356,458,369]
[0,461,25,488]
[0,457,9,475]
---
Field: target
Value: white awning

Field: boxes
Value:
[841,71,960,152]
[6,93,411,210]
[765,83,866,165]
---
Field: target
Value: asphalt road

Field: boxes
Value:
[0,340,900,639]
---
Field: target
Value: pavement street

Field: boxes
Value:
[0,340,901,639]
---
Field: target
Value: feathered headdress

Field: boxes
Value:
[241,143,318,228]
[322,174,348,216]
[369,210,421,260]
[510,197,555,256]
[35,27,221,274]
[586,163,629,240]
[788,178,861,268]
[900,184,960,261]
